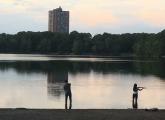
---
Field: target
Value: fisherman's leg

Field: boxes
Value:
[135,94,138,103]
[65,94,68,109]
[132,94,135,108]
[69,93,72,109]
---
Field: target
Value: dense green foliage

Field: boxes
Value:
[0,30,165,57]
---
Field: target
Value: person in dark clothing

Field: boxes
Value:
[64,80,72,109]
[132,83,144,109]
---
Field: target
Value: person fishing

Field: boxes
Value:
[64,80,72,109]
[132,83,145,109]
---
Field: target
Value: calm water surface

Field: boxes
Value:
[0,54,165,109]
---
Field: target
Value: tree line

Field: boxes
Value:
[0,30,165,58]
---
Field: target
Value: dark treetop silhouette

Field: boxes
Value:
[1,29,165,58]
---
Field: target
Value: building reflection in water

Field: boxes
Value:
[47,71,68,98]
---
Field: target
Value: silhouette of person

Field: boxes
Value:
[64,80,72,109]
[132,83,144,109]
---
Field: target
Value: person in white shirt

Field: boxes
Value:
[132,83,144,109]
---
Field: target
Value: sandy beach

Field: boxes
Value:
[0,109,164,120]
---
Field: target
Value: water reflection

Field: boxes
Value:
[47,71,68,97]
[0,60,165,79]
[0,56,165,108]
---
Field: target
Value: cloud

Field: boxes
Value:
[0,13,46,33]
[138,12,165,26]
[71,8,118,27]
[134,0,165,26]
[0,0,165,34]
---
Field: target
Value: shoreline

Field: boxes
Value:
[0,53,133,58]
[0,53,164,60]
[0,53,163,59]
[0,109,164,120]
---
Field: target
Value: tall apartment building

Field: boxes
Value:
[48,7,69,33]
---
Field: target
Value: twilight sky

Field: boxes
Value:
[0,0,165,34]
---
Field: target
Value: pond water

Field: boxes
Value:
[0,54,165,109]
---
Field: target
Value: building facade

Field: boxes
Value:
[48,7,69,33]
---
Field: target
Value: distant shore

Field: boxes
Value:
[0,109,164,120]
[0,53,133,58]
[1,53,165,59]
[31,54,134,58]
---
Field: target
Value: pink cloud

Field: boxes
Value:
[71,7,119,27]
